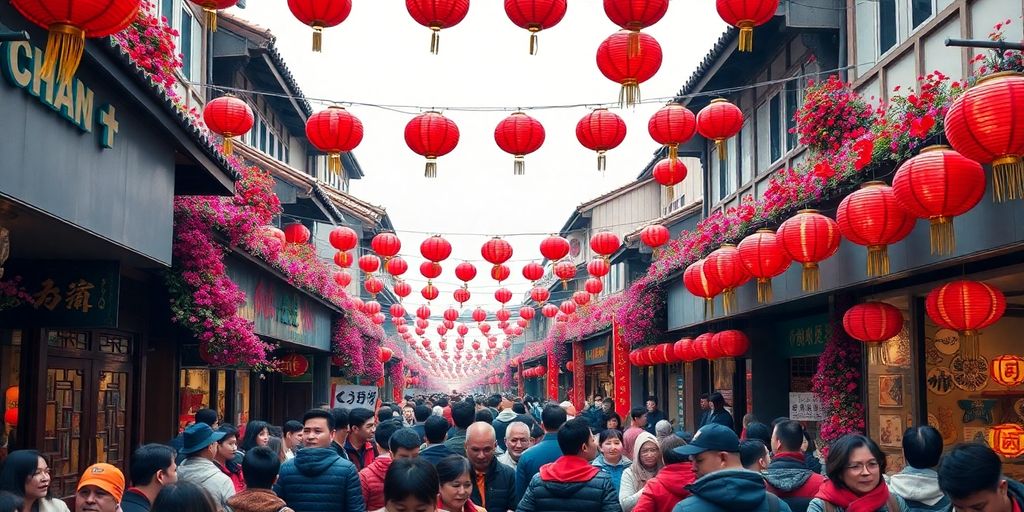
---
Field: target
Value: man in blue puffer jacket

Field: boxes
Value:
[274,409,366,512]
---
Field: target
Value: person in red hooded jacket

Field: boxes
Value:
[634,434,696,512]
[360,422,421,510]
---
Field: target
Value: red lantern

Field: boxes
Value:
[523,262,545,282]
[329,226,359,251]
[496,308,512,322]
[541,303,559,318]
[203,95,254,155]
[372,313,386,325]
[716,0,779,52]
[585,259,609,279]
[989,423,1024,458]
[495,112,546,174]
[364,277,384,296]
[457,324,470,336]
[455,262,477,283]
[553,260,577,289]
[640,225,670,250]
[836,182,915,276]
[406,0,470,53]
[603,0,668,59]
[694,333,717,360]
[371,232,402,260]
[437,325,449,336]
[573,291,591,306]
[652,158,688,201]
[520,306,536,321]
[417,305,432,320]
[443,307,460,323]
[358,255,381,274]
[712,330,750,357]
[495,288,513,304]
[421,284,440,302]
[264,226,287,248]
[944,72,1024,202]
[683,259,723,318]
[649,103,696,162]
[737,229,791,304]
[596,30,663,108]
[843,302,903,358]
[385,256,409,277]
[577,109,627,172]
[585,278,604,296]
[421,235,453,263]
[419,261,442,280]
[777,209,841,292]
[540,235,571,261]
[490,263,511,282]
[703,244,750,314]
[527,287,549,305]
[4,408,17,426]
[926,280,1006,358]
[482,238,514,268]
[283,223,311,244]
[363,300,382,316]
[390,304,406,318]
[590,232,621,261]
[306,106,363,174]
[453,287,471,306]
[472,308,487,323]
[11,0,141,85]
[333,251,352,268]
[394,281,412,299]
[673,338,698,362]
[334,271,352,287]
[504,0,567,54]
[280,354,309,377]
[696,99,743,160]
[479,323,491,334]
[405,112,460,177]
[287,0,352,51]
[891,146,985,255]
[559,301,577,316]
[992,355,1024,387]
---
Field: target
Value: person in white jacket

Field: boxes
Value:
[619,431,664,512]
[175,423,236,512]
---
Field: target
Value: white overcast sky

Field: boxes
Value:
[227,1,726,340]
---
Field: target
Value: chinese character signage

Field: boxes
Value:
[584,336,609,365]
[776,314,830,358]
[789,392,827,421]
[331,384,379,410]
[0,260,119,327]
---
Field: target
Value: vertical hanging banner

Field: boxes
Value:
[572,341,585,411]
[612,320,632,419]
[517,361,525,398]
[547,347,559,401]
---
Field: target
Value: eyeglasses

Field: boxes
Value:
[846,461,880,472]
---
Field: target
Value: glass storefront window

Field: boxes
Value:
[713,358,736,414]
[864,295,917,475]
[215,370,227,422]
[235,371,250,426]
[1,330,21,458]
[179,369,211,431]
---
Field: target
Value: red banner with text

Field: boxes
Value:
[612,319,631,419]
[572,341,584,411]
[517,362,525,398]
[547,348,559,401]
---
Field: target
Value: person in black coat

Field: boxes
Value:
[419,416,455,466]
[698,393,734,430]
[273,409,365,512]
[517,417,621,512]
[466,423,518,512]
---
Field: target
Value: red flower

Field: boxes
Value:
[813,161,835,179]
[909,114,935,138]
[853,139,874,170]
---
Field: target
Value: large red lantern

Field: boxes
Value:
[540,236,570,261]
[288,0,352,51]
[495,112,546,175]
[737,229,791,304]
[577,109,627,172]
[640,225,670,251]
[596,30,663,107]
[587,259,610,278]
[379,347,394,364]
[280,354,309,377]
[11,0,141,85]
[891,146,985,256]
[394,281,412,299]
[496,308,512,322]
[264,226,286,248]
[843,302,903,362]
[472,308,487,323]
[541,303,559,318]
[417,305,432,320]
[495,288,513,304]
[585,278,604,297]
[405,112,460,178]
[703,244,750,314]
[421,235,453,263]
[333,251,353,268]
[329,226,359,251]
[837,182,915,276]
[693,333,716,360]
[444,307,460,322]
[683,259,723,318]
[673,338,698,363]
[283,223,311,245]
[203,95,254,156]
[455,262,477,283]
[385,256,409,277]
[364,277,384,297]
[421,283,440,301]
[390,304,406,319]
[991,355,1024,388]
[716,0,779,52]
[711,330,750,358]
[362,300,382,316]
[406,0,470,53]
[306,106,363,174]
[649,104,697,162]
[926,280,1005,358]
[944,72,1024,203]
[523,262,545,282]
[777,209,841,292]
[553,260,577,289]
[358,255,381,274]
[573,291,591,306]
[652,158,688,201]
[603,0,668,57]
[559,301,577,316]
[590,232,621,261]
[989,423,1024,458]
[696,99,743,160]
[334,271,352,287]
[453,287,471,306]
[482,238,514,271]
[420,261,442,280]
[504,0,567,54]
[372,232,402,260]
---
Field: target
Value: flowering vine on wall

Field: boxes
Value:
[812,303,865,453]
[0,277,33,312]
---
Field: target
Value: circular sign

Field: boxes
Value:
[927,366,955,395]
[933,329,960,355]
[951,354,989,392]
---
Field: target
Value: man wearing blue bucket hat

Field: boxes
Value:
[176,422,236,511]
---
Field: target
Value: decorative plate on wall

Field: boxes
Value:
[951,354,989,392]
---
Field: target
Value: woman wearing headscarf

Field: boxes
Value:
[618,431,663,512]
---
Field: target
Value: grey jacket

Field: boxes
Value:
[886,468,951,512]
[178,457,236,512]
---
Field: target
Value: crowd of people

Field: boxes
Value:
[0,392,1020,512]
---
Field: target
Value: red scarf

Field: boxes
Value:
[814,479,891,512]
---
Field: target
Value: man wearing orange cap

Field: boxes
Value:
[76,463,125,512]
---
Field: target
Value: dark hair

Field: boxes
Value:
[377,406,394,423]
[329,408,349,430]
[902,425,943,469]
[606,412,623,428]
[349,408,375,429]
[435,397,450,408]
[745,422,772,448]
[375,419,403,450]
[435,455,471,485]
[541,404,568,431]
[217,424,239,443]
[512,402,526,414]
[646,396,657,404]
[557,418,593,456]
[740,440,768,468]
[598,429,624,445]
[630,406,647,420]
[0,450,46,498]
[700,393,709,400]
[268,436,285,461]
[194,409,218,427]
[0,491,23,512]
[240,420,271,452]
[414,405,432,422]
[661,435,689,464]
[129,444,176,486]
[824,434,887,488]
[938,443,1003,500]
[283,420,303,435]
[241,446,279,489]
[803,430,817,454]
[152,481,218,512]
[530,423,544,439]
[524,395,536,404]
[390,428,423,452]
[384,458,439,506]
[424,416,450,444]
[475,409,494,423]
[771,417,790,427]
[484,395,500,408]
[709,392,725,408]
[773,421,805,452]
[303,409,336,430]
[451,401,475,429]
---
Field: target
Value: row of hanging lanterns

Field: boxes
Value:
[629,330,750,366]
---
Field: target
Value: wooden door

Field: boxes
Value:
[42,357,92,499]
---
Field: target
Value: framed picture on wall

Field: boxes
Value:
[878,375,904,407]
[879,414,903,447]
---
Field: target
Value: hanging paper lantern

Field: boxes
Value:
[472,308,487,323]
[478,323,490,334]
[279,354,309,377]
[683,259,723,318]
[11,0,142,85]
[419,261,443,281]
[736,229,791,304]
[188,0,236,31]
[590,232,621,261]
[559,301,577,316]
[576,109,627,172]
[406,0,471,54]
[373,313,387,325]
[649,103,696,162]
[4,408,17,426]
[306,106,363,174]
[553,260,577,289]
[453,287,471,306]
[422,283,440,301]
[716,0,779,52]
[394,281,412,299]
[455,262,477,283]
[437,325,449,336]
[991,355,1024,387]
[519,306,536,321]
[696,99,743,160]
[333,251,353,268]
[358,255,381,274]
[843,302,903,364]
[603,0,668,57]
[482,238,513,271]
[443,307,460,323]
[421,235,453,263]
[494,112,546,175]
[416,318,429,329]
[587,259,610,279]
[891,146,985,256]
[371,232,402,260]
[837,182,915,276]
[673,338,698,363]
[944,72,1024,202]
[572,291,591,306]
[390,303,406,319]
[457,324,470,336]
[405,112,460,178]
[504,0,567,54]
[495,288,513,304]
[283,223,311,244]
[776,209,841,292]
[694,332,717,360]
[651,158,688,201]
[703,244,750,314]
[362,300,382,316]
[523,262,545,282]
[471,340,481,350]
[263,226,287,248]
[640,224,670,250]
[585,278,604,296]
[385,256,409,277]
[541,303,559,318]
[287,0,352,51]
[596,30,663,107]
[540,235,571,261]
[334,271,352,287]
[926,280,1005,358]
[329,226,359,251]
[989,423,1024,458]
[712,330,750,357]
[496,308,512,322]
[203,95,254,155]
[364,277,384,296]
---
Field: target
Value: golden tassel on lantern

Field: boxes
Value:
[626,26,642,57]
[867,343,881,364]
[867,245,890,277]
[737,21,755,52]
[41,24,85,86]
[312,26,324,52]
[514,155,525,176]
[668,143,679,162]
[722,289,737,315]
[703,297,715,319]
[756,278,772,304]
[425,157,438,178]
[992,155,1024,202]
[929,216,955,256]
[960,330,980,360]
[328,153,342,174]
[716,139,727,161]
[203,7,219,32]
[597,150,607,174]
[619,79,641,108]
[222,134,234,156]
[529,25,541,55]
[666,185,675,202]
[801,262,820,292]
[430,25,442,54]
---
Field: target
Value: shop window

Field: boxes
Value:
[235,371,251,426]
[864,295,917,474]
[179,369,212,431]
[1,330,22,457]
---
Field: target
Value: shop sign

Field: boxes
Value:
[0,260,119,327]
[789,392,827,421]
[584,336,609,365]
[2,41,119,149]
[281,354,313,383]
[776,314,830,358]
[331,384,378,409]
